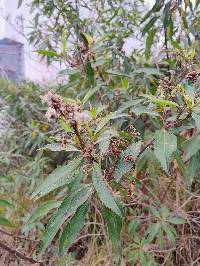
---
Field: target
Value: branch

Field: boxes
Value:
[0,239,43,265]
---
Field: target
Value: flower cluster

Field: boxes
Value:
[109,138,123,157]
[185,70,199,83]
[41,90,90,123]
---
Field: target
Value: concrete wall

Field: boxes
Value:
[0,0,58,83]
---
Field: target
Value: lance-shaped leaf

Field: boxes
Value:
[39,143,80,152]
[103,207,122,262]
[28,200,61,224]
[40,184,93,253]
[0,217,14,227]
[145,94,179,108]
[154,130,177,172]
[59,202,88,255]
[92,163,122,217]
[31,157,82,200]
[95,113,129,134]
[184,135,200,160]
[0,199,13,208]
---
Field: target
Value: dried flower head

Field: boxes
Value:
[185,70,199,83]
[42,91,90,123]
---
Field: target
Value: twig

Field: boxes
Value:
[159,174,177,204]
[0,229,39,242]
[0,239,43,265]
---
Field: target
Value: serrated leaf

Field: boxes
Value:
[96,129,118,155]
[168,217,185,224]
[114,157,133,182]
[31,157,82,200]
[40,184,93,253]
[154,130,177,172]
[103,207,122,262]
[28,200,61,224]
[192,107,200,132]
[0,217,14,227]
[184,135,200,160]
[124,141,142,158]
[39,143,79,152]
[92,163,122,217]
[59,202,88,255]
[0,199,13,208]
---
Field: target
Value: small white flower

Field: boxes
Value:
[74,111,91,123]
[45,107,58,121]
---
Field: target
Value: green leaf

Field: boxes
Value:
[0,217,14,227]
[124,141,142,158]
[59,68,80,76]
[114,157,133,182]
[145,94,179,107]
[59,202,88,255]
[0,199,13,208]
[103,207,122,262]
[95,113,129,134]
[160,205,170,220]
[92,163,122,217]
[86,62,94,84]
[96,129,118,155]
[37,50,60,57]
[61,30,67,55]
[192,107,200,132]
[184,135,200,160]
[158,228,164,249]
[146,223,160,243]
[82,86,100,105]
[28,200,61,224]
[142,17,159,36]
[183,80,196,102]
[162,223,176,244]
[154,130,177,172]
[134,68,162,76]
[113,141,141,182]
[163,2,171,29]
[142,0,163,23]
[39,143,79,152]
[116,99,143,113]
[168,217,185,224]
[145,28,157,60]
[31,157,82,200]
[107,70,131,77]
[40,184,93,253]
